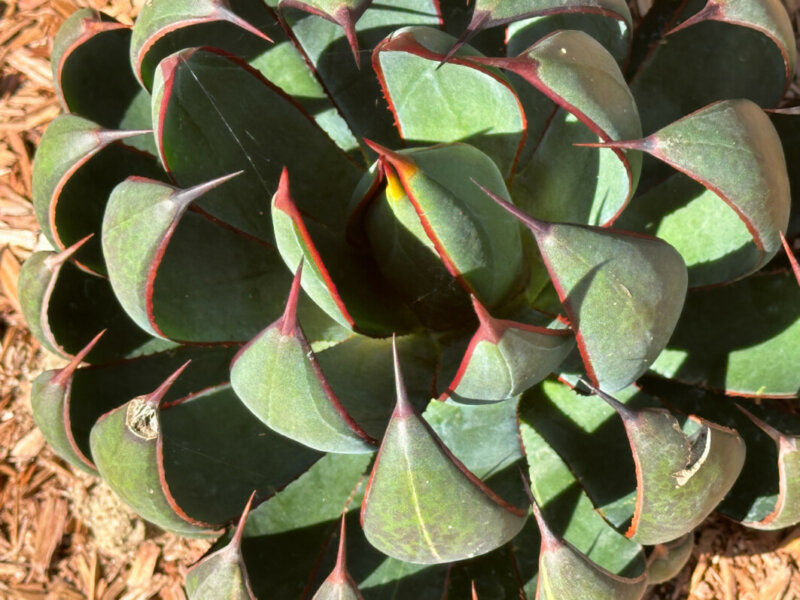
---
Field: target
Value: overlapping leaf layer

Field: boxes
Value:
[22,0,800,597]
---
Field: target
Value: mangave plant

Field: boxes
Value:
[21,0,800,596]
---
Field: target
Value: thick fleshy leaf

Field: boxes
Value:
[534,504,647,600]
[506,9,631,64]
[312,515,364,599]
[361,344,528,564]
[586,383,745,545]
[518,381,645,578]
[89,364,215,535]
[364,142,525,309]
[280,0,373,65]
[666,0,796,93]
[32,114,161,272]
[636,377,799,526]
[185,493,256,600]
[103,174,345,343]
[630,0,791,134]
[651,271,800,397]
[737,407,800,530]
[373,27,525,178]
[51,9,153,148]
[468,30,641,226]
[444,297,573,403]
[152,47,362,241]
[130,0,273,89]
[280,0,440,151]
[485,186,688,392]
[231,266,377,453]
[443,0,631,62]
[616,174,757,287]
[272,169,417,335]
[30,332,105,474]
[91,365,323,532]
[646,534,694,585]
[357,164,472,330]
[33,343,236,473]
[600,99,791,279]
[18,240,163,361]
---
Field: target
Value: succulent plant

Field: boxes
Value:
[20,0,800,597]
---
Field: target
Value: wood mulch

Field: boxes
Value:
[0,0,799,598]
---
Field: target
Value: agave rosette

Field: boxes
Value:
[21,0,800,597]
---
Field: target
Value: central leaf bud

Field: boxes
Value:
[354,143,525,329]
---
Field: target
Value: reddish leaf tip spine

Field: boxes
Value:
[470,295,503,344]
[471,178,549,236]
[332,512,349,582]
[231,490,257,550]
[579,377,634,419]
[438,9,489,68]
[471,581,479,600]
[531,501,561,551]
[362,139,418,180]
[147,360,192,408]
[392,335,414,418]
[780,232,800,287]
[172,171,243,210]
[279,259,304,336]
[96,128,153,145]
[335,6,361,68]
[215,3,274,44]
[51,329,106,387]
[44,233,94,271]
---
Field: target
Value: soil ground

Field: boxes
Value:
[1,1,800,598]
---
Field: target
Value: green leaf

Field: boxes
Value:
[534,504,647,600]
[358,165,473,330]
[737,406,800,530]
[272,169,417,335]
[185,494,256,600]
[32,114,162,273]
[374,26,525,178]
[630,0,790,134]
[650,271,800,397]
[444,297,574,403]
[506,10,631,64]
[602,99,791,279]
[486,187,688,392]
[30,333,105,474]
[231,266,377,453]
[615,174,757,287]
[468,30,642,226]
[152,47,362,241]
[51,9,154,150]
[442,0,631,66]
[586,383,745,545]
[103,174,345,343]
[92,364,324,531]
[36,343,236,473]
[646,534,694,585]
[130,0,273,89]
[361,344,528,564]
[365,142,525,309]
[18,241,162,361]
[666,0,796,94]
[89,364,215,535]
[281,0,441,152]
